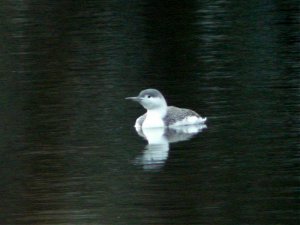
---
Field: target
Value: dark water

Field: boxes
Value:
[0,1,299,224]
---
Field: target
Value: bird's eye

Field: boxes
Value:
[147,95,151,98]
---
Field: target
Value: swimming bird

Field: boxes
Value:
[126,89,207,128]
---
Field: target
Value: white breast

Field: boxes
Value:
[142,110,165,128]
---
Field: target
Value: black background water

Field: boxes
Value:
[0,1,299,224]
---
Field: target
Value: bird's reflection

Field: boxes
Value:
[134,124,207,170]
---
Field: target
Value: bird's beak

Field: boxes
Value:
[125,96,142,102]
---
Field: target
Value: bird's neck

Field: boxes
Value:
[147,106,167,119]
[143,105,167,128]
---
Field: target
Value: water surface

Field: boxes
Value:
[0,1,299,225]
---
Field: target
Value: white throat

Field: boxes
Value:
[142,106,167,128]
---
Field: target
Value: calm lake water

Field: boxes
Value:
[0,1,299,225]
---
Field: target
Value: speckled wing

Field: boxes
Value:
[164,106,204,126]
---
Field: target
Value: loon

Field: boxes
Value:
[126,89,207,128]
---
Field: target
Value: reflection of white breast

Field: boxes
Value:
[134,125,207,171]
[134,127,169,170]
[142,127,167,145]
[142,143,169,164]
